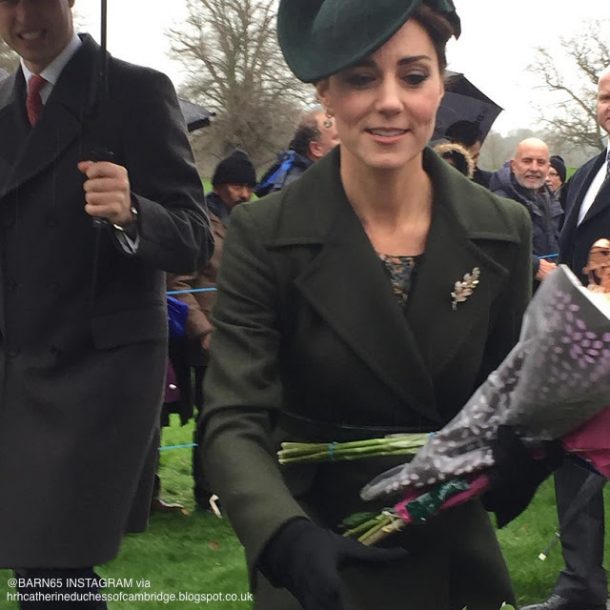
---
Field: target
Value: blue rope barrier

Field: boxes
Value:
[167,287,217,295]
[159,442,198,452]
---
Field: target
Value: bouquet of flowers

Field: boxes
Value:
[348,263,610,544]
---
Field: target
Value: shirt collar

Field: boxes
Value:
[21,33,81,86]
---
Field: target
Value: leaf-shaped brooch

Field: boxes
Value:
[451,267,480,311]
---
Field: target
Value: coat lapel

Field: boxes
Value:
[0,72,29,339]
[0,72,29,195]
[294,184,439,421]
[268,149,520,424]
[580,177,610,226]
[0,35,101,199]
[560,153,605,253]
[407,195,510,377]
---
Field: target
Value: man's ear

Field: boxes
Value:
[308,139,323,161]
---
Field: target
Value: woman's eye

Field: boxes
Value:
[403,73,429,86]
[342,73,375,88]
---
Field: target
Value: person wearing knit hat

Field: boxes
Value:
[546,155,567,202]
[548,155,567,186]
[208,149,256,226]
[202,2,535,608]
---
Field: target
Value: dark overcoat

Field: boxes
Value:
[202,148,532,609]
[0,35,210,568]
[559,150,610,281]
[554,150,610,603]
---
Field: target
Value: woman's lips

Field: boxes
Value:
[366,127,409,144]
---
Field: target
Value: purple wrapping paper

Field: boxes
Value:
[362,265,610,501]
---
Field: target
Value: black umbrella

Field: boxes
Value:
[178,99,214,133]
[89,0,113,229]
[100,0,108,91]
[433,71,503,143]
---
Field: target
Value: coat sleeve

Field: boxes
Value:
[115,66,212,273]
[166,213,224,339]
[166,270,214,340]
[201,202,308,578]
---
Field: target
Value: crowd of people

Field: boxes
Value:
[0,0,609,609]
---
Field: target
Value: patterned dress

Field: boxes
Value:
[379,254,421,307]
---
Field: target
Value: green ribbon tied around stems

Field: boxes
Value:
[404,478,470,524]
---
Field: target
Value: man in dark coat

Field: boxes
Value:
[522,66,610,610]
[0,0,211,606]
[490,137,564,284]
[255,108,339,197]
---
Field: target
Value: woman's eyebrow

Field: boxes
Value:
[397,55,431,66]
[350,55,431,69]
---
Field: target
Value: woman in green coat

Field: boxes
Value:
[202,1,533,608]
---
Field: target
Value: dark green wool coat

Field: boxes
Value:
[202,147,532,610]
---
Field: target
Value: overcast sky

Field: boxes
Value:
[74,0,609,136]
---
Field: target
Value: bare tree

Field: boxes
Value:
[168,0,311,174]
[529,20,610,153]
[0,39,19,75]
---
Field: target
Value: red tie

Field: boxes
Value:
[26,74,47,126]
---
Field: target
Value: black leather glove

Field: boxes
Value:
[483,425,563,528]
[258,517,408,610]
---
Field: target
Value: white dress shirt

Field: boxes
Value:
[21,33,81,102]
[578,142,610,225]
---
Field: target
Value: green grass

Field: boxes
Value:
[1,417,608,609]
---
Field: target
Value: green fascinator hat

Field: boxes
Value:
[278,0,461,83]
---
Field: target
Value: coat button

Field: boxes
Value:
[7,348,20,358]
[6,280,18,292]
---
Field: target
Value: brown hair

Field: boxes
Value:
[411,4,455,72]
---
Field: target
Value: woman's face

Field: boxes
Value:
[545,167,562,193]
[316,19,444,174]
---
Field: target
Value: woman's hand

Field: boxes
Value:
[258,517,408,610]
